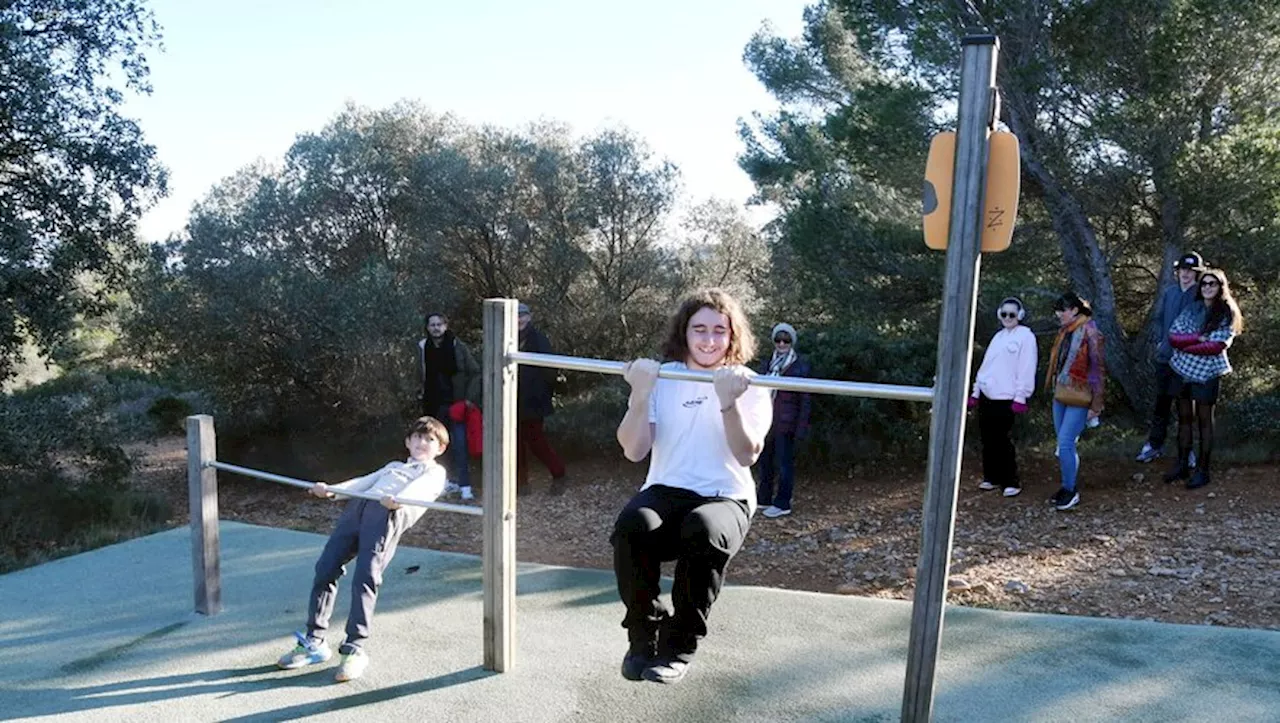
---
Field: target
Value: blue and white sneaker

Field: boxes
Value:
[1135,443,1162,463]
[1052,487,1080,511]
[276,631,332,669]
[443,481,461,496]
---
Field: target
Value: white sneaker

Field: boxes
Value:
[443,482,461,495]
[1002,486,1022,497]
[762,505,791,518]
[978,480,997,491]
[334,649,369,682]
[460,486,475,501]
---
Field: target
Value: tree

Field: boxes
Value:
[739,4,941,330]
[0,0,167,380]
[839,0,1280,411]
[126,104,699,440]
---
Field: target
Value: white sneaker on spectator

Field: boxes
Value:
[444,482,461,496]
[978,480,997,491]
[1002,486,1022,497]
[762,506,791,518]
[1135,442,1162,463]
[460,486,475,501]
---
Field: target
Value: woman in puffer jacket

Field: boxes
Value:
[755,323,811,518]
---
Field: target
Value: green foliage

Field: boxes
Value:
[800,325,936,461]
[831,0,1280,414]
[0,378,169,573]
[125,104,760,441]
[0,0,167,381]
[147,396,193,434]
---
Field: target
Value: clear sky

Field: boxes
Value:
[127,0,812,241]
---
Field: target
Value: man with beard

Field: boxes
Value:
[419,312,481,500]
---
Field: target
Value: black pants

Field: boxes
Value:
[610,485,750,662]
[977,395,1019,489]
[1146,363,1178,449]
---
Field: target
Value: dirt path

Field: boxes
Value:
[129,437,1280,631]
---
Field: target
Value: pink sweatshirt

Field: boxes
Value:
[971,325,1038,404]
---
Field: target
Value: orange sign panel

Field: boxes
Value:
[923,131,1021,252]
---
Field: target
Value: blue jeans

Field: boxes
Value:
[756,432,796,510]
[449,419,470,488]
[1052,401,1089,491]
[431,405,471,488]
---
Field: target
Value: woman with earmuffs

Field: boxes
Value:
[1164,267,1243,490]
[968,297,1038,497]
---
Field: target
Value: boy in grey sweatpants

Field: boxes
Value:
[276,416,449,682]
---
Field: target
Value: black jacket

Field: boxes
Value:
[517,326,555,419]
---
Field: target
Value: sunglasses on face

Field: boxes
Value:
[999,311,1019,319]
[774,337,792,345]
[1200,279,1220,287]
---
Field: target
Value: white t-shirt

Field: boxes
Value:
[640,362,773,514]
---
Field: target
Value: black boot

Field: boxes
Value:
[1186,468,1211,490]
[1163,453,1192,483]
[620,617,664,681]
[621,637,656,681]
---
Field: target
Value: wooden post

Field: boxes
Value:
[482,299,519,672]
[186,414,221,615]
[902,35,998,722]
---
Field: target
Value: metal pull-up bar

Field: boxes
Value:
[206,460,484,516]
[509,351,935,403]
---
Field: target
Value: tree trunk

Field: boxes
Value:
[1005,102,1144,411]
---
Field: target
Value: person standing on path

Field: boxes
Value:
[754,322,811,518]
[968,297,1037,498]
[1136,252,1204,466]
[516,302,568,496]
[419,312,481,500]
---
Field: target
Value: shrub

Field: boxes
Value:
[147,395,194,434]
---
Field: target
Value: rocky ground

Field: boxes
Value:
[129,437,1279,631]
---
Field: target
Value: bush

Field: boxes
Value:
[147,395,194,434]
[0,378,170,573]
[800,326,937,464]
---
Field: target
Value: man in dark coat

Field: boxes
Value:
[516,303,567,495]
[419,312,481,500]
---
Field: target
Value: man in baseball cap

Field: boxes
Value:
[1174,252,1206,272]
[1136,250,1205,464]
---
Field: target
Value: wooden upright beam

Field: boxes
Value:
[482,299,519,671]
[186,414,221,616]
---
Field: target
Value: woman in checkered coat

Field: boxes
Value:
[1164,268,1243,490]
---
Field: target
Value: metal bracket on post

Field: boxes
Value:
[902,34,999,723]
[482,299,519,672]
[187,414,221,616]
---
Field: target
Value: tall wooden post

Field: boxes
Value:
[482,299,519,672]
[186,414,221,615]
[902,34,998,722]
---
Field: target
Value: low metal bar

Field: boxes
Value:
[206,461,484,517]
[508,351,935,403]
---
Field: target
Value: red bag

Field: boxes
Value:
[466,405,482,457]
[450,401,483,457]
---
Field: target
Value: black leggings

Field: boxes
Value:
[1176,398,1214,471]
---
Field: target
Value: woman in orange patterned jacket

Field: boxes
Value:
[1043,292,1106,511]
